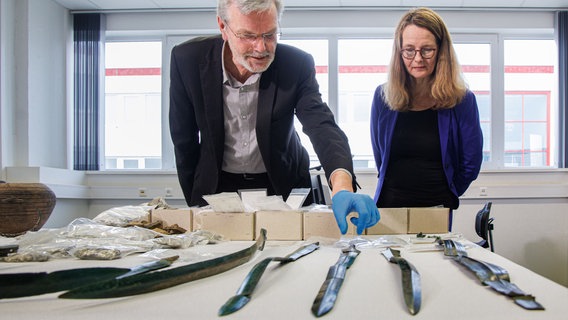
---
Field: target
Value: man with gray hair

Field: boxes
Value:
[169,0,379,234]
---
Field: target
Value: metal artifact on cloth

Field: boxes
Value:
[311,244,360,317]
[59,229,267,299]
[219,242,320,316]
[441,239,544,310]
[0,244,18,257]
[381,247,421,315]
[0,256,178,299]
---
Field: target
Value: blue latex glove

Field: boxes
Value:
[331,190,380,235]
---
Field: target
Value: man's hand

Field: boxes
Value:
[331,190,380,235]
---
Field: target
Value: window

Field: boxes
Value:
[279,39,328,167]
[338,39,392,168]
[453,42,492,163]
[504,40,557,167]
[104,41,162,169]
[102,34,559,171]
[278,35,558,170]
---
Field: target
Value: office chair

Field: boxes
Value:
[475,202,495,252]
[310,174,325,205]
[309,164,327,205]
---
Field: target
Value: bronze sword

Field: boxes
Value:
[311,244,360,317]
[59,229,267,299]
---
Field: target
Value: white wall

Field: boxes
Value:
[1,0,69,174]
[0,0,16,177]
[0,1,566,288]
[26,0,69,168]
[454,199,568,290]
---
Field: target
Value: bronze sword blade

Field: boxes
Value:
[311,244,360,317]
[381,247,422,315]
[59,229,267,299]
[0,256,178,299]
[219,242,319,316]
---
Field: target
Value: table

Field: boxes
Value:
[2,235,567,319]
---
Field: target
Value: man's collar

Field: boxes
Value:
[222,41,260,87]
[221,42,231,85]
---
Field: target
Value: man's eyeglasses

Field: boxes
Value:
[224,21,281,44]
[401,48,437,60]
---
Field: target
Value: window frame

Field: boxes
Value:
[103,30,559,172]
[102,35,174,171]
[499,34,559,169]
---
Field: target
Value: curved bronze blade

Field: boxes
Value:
[0,256,178,299]
[59,229,267,299]
[442,239,544,310]
[311,244,360,317]
[115,255,178,279]
[458,256,544,310]
[381,248,421,315]
[1,268,129,299]
[219,242,319,316]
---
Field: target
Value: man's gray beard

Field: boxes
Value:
[228,39,275,74]
[238,52,274,73]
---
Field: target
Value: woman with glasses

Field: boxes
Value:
[370,7,483,230]
[170,0,379,234]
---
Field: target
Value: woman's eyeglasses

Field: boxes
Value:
[401,48,437,59]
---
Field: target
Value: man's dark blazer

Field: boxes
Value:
[169,35,356,207]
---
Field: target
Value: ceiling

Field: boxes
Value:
[53,0,568,12]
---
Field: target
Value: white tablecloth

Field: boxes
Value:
[2,235,567,320]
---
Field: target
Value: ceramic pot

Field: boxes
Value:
[0,181,56,237]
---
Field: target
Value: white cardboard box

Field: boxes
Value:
[407,207,450,234]
[303,210,358,239]
[192,209,255,240]
[255,210,303,241]
[366,207,450,235]
[366,208,408,235]
[150,208,192,232]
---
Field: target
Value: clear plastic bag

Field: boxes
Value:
[64,218,158,241]
[93,205,154,227]
[3,218,225,261]
[334,235,409,249]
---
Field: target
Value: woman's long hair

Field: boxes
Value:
[383,7,467,111]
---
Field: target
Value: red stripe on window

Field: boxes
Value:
[338,66,390,73]
[105,68,161,76]
[462,65,490,72]
[104,65,552,76]
[460,65,553,73]
[319,65,553,74]
[504,66,554,73]
[315,66,328,73]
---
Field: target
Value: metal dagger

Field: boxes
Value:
[0,256,178,299]
[311,244,360,317]
[441,239,544,310]
[218,242,320,316]
[381,247,421,315]
[59,229,267,299]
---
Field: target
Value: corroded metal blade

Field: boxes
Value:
[218,242,319,316]
[59,229,267,299]
[1,268,129,299]
[442,239,544,311]
[115,255,179,279]
[219,294,251,315]
[0,256,178,299]
[381,248,421,315]
[311,244,360,317]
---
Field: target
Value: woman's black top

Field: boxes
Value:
[377,109,459,209]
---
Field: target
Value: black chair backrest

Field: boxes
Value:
[475,202,492,240]
[311,174,325,205]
